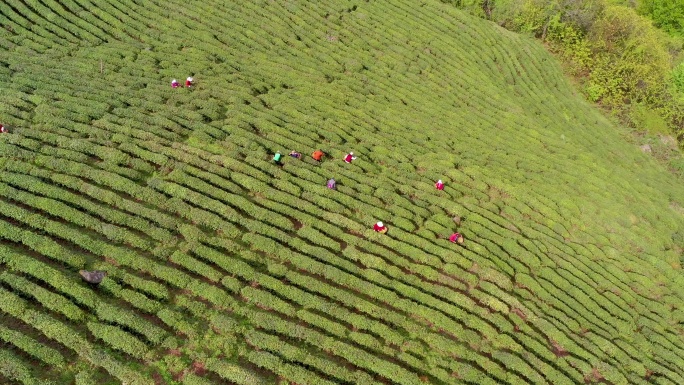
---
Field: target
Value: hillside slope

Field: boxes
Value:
[0,0,683,384]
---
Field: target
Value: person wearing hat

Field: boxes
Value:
[344,152,356,163]
[79,270,106,285]
[373,221,387,234]
[0,124,7,133]
[185,77,194,87]
[327,178,336,189]
[312,149,324,162]
[435,179,444,190]
[289,150,302,159]
[171,79,179,88]
[450,232,464,244]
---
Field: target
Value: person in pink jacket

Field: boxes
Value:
[435,179,444,190]
[450,232,464,244]
[171,79,179,88]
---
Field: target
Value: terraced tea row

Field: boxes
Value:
[1,0,683,384]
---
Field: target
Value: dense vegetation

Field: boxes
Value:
[0,0,683,384]
[446,0,684,155]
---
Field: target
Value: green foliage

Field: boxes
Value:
[205,358,269,384]
[95,303,168,345]
[587,6,671,105]
[0,325,65,367]
[0,271,86,321]
[74,371,97,385]
[673,62,684,94]
[182,373,215,385]
[628,103,671,134]
[87,322,149,359]
[1,0,684,384]
[637,0,684,36]
[0,349,39,385]
[451,0,684,144]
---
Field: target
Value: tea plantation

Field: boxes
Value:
[1,0,683,384]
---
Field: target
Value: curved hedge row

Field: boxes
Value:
[0,0,683,383]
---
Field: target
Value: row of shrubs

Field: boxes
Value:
[0,286,150,384]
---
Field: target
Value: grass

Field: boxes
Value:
[0,0,683,384]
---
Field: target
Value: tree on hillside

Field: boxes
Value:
[637,0,684,36]
[482,0,603,38]
[586,6,671,105]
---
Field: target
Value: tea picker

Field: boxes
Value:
[312,149,325,162]
[344,152,357,163]
[79,270,106,285]
[273,151,282,165]
[373,221,388,234]
[450,232,464,244]
[289,150,302,159]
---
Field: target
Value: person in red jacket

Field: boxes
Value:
[185,77,194,87]
[171,79,179,88]
[0,124,6,133]
[449,232,464,244]
[373,221,387,234]
[435,179,444,190]
[344,152,356,163]
[312,149,324,162]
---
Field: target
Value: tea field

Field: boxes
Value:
[0,0,683,384]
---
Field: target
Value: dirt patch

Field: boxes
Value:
[510,307,527,321]
[644,369,654,380]
[172,369,187,382]
[152,371,164,385]
[251,191,267,200]
[671,201,684,215]
[583,367,604,383]
[549,339,568,357]
[290,217,304,230]
[104,257,120,266]
[192,361,207,376]
[167,348,182,357]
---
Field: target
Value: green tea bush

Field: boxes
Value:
[156,308,197,337]
[205,357,269,385]
[0,349,38,385]
[95,303,168,344]
[1,0,684,382]
[187,280,236,309]
[73,370,97,385]
[6,255,98,308]
[0,272,86,321]
[181,373,215,385]
[87,322,149,359]
[0,324,65,368]
[170,250,222,283]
